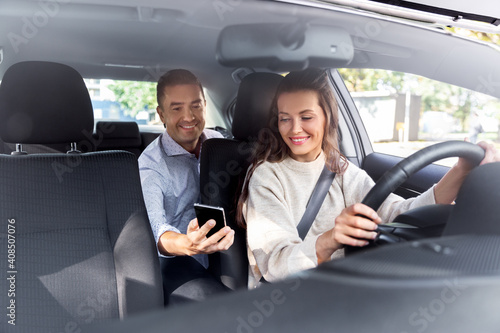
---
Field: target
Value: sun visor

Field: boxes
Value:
[216,23,353,71]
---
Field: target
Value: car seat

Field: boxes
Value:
[0,61,163,333]
[199,72,283,290]
[94,121,143,158]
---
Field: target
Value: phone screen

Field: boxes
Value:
[194,203,227,238]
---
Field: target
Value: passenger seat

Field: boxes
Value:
[0,61,163,333]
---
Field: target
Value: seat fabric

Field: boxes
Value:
[0,61,163,333]
[0,152,163,332]
[200,72,283,290]
[95,121,143,157]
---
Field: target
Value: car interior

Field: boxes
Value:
[0,60,164,331]
[200,72,285,290]
[1,0,500,332]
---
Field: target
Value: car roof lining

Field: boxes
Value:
[0,0,499,102]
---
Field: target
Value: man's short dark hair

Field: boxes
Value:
[157,69,205,106]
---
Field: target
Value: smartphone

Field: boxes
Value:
[194,203,227,238]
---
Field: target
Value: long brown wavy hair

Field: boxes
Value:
[236,68,348,228]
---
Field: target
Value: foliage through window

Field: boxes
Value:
[339,69,500,166]
[83,79,223,129]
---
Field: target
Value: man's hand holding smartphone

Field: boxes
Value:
[194,203,227,238]
[156,205,235,257]
[181,204,234,255]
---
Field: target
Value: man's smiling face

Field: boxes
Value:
[157,84,206,154]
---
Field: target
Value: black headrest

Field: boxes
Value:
[96,121,141,147]
[0,61,94,144]
[232,72,283,141]
[444,162,500,236]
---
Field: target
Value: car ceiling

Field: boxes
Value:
[1,0,500,108]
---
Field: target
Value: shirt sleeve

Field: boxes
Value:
[245,168,319,283]
[378,185,436,223]
[139,167,181,256]
[341,164,437,223]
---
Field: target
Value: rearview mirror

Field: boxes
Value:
[216,23,353,71]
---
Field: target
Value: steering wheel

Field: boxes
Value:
[346,141,485,254]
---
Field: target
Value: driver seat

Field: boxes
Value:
[200,72,283,290]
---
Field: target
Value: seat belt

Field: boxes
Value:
[297,166,336,240]
[260,165,336,283]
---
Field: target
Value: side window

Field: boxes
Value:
[84,79,158,126]
[339,69,500,166]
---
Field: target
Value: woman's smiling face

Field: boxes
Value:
[277,90,326,162]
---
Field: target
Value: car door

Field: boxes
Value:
[329,69,451,200]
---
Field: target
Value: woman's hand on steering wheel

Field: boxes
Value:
[477,141,500,166]
[316,203,381,263]
[435,141,498,204]
[344,141,486,255]
[455,141,496,173]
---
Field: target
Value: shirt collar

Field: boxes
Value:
[161,130,209,157]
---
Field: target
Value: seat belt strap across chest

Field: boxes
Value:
[297,166,336,240]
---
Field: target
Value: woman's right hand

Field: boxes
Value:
[316,203,381,264]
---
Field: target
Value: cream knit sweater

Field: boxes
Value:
[243,152,436,289]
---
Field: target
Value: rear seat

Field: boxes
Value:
[141,131,162,151]
[94,121,143,158]
[0,132,80,154]
[138,127,228,155]
[0,117,160,157]
[0,120,221,158]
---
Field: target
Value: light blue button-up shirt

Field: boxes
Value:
[138,129,222,267]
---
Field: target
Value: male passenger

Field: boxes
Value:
[138,69,234,306]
